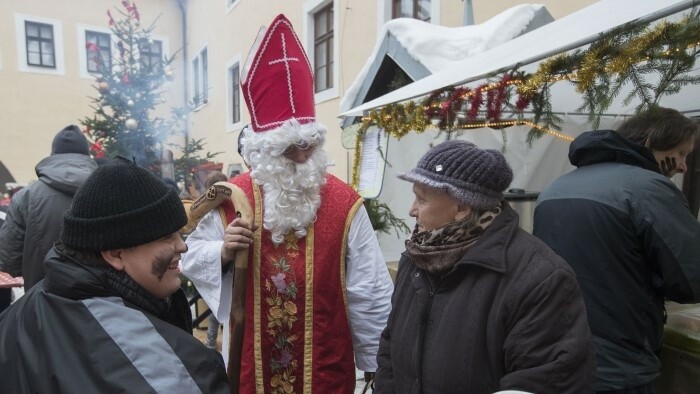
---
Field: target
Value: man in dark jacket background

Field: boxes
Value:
[0,156,229,393]
[376,140,595,394]
[534,107,700,393]
[0,125,97,290]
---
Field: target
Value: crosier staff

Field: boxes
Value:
[183,182,253,394]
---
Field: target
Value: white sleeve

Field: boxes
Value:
[345,205,394,372]
[180,210,234,324]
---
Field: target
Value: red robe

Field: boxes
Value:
[226,172,363,394]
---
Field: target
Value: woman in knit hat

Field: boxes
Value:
[0,156,228,393]
[374,140,595,394]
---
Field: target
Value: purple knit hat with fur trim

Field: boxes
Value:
[397,140,513,209]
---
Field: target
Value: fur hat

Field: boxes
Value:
[62,156,186,251]
[51,125,90,155]
[398,140,513,209]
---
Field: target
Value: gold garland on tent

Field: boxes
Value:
[350,8,700,189]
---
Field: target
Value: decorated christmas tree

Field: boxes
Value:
[80,0,218,182]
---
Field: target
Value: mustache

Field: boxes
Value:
[151,248,176,280]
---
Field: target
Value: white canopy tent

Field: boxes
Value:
[340,0,700,117]
[340,0,700,263]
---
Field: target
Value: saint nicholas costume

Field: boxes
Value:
[181,14,394,394]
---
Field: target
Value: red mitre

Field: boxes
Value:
[242,14,316,133]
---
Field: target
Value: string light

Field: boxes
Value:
[350,119,574,191]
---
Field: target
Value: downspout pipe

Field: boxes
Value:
[176,0,189,143]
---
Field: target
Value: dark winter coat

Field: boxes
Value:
[0,153,97,290]
[0,248,229,393]
[375,202,595,394]
[534,130,700,391]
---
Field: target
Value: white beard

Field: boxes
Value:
[248,147,329,245]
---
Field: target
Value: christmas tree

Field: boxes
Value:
[80,0,218,182]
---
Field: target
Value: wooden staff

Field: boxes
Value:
[184,182,253,394]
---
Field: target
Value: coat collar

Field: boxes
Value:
[453,200,519,274]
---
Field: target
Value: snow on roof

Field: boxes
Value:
[339,4,545,114]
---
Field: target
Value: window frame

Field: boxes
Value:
[226,54,244,133]
[77,25,114,79]
[25,20,56,68]
[378,0,440,26]
[85,30,112,74]
[391,0,432,22]
[192,43,209,109]
[139,38,164,73]
[15,14,65,75]
[192,57,200,105]
[313,4,334,93]
[303,0,339,104]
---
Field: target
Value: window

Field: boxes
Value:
[392,0,431,22]
[230,64,241,124]
[85,31,111,73]
[139,39,163,72]
[192,57,200,104]
[313,4,333,93]
[201,48,208,103]
[226,54,243,131]
[15,14,64,74]
[192,46,208,106]
[25,21,55,68]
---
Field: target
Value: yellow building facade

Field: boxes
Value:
[0,0,593,186]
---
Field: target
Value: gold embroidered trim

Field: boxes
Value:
[253,184,264,393]
[302,225,314,394]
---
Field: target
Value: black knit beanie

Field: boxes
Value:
[52,125,90,155]
[398,140,513,209]
[62,156,187,251]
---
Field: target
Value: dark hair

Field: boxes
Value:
[55,242,109,267]
[616,106,699,151]
[205,171,228,189]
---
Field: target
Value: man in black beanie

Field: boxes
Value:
[0,124,97,290]
[375,140,595,394]
[0,156,229,393]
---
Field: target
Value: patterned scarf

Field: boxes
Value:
[405,206,501,275]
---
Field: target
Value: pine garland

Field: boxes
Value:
[356,7,700,143]
[351,9,700,191]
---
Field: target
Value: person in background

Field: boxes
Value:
[0,125,97,290]
[0,156,228,393]
[181,14,393,392]
[376,140,595,393]
[201,170,229,350]
[534,106,700,393]
[0,186,25,313]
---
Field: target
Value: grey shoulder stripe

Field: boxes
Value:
[82,297,202,394]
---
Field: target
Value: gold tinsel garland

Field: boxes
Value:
[350,120,574,190]
[350,8,700,191]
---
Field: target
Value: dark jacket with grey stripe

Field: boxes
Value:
[375,202,595,394]
[534,130,700,391]
[0,248,229,393]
